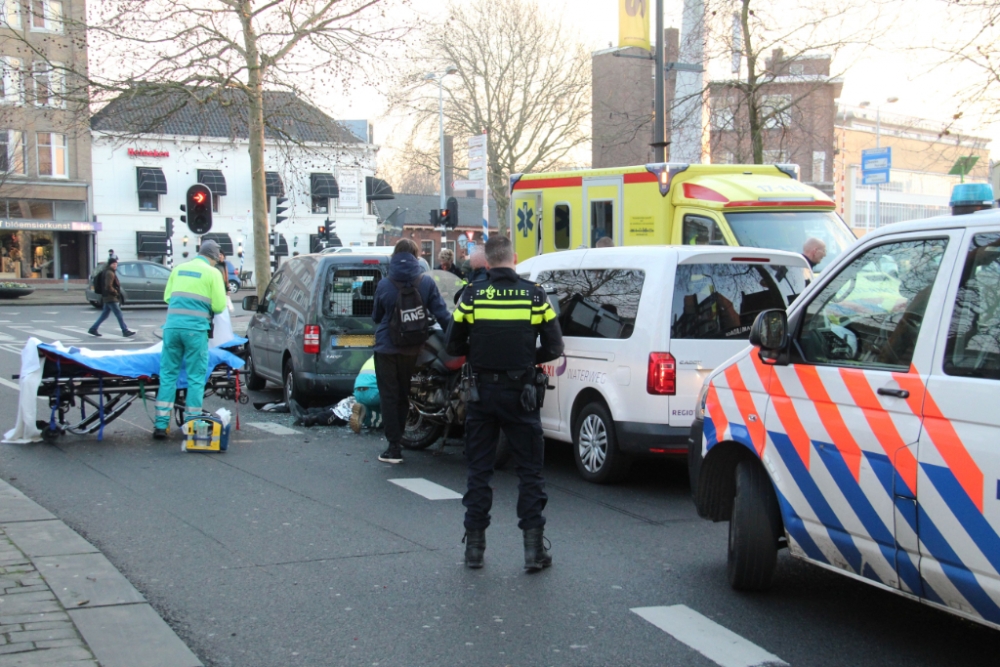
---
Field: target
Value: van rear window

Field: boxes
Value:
[537,269,644,339]
[671,263,808,340]
[322,266,383,332]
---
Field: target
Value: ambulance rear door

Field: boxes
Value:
[584,177,623,247]
[512,190,543,260]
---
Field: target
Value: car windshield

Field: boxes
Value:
[322,265,383,333]
[724,210,856,272]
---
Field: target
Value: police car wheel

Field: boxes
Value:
[573,402,631,484]
[728,461,781,591]
[244,347,266,391]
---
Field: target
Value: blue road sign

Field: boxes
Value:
[862,147,892,172]
[862,169,890,185]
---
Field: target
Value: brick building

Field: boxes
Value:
[378,193,498,267]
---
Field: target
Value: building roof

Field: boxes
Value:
[92,86,361,144]
[379,193,499,229]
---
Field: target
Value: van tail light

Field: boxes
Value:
[647,352,676,395]
[304,325,321,354]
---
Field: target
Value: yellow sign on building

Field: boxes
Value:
[619,0,651,51]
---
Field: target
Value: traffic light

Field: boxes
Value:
[269,196,290,226]
[446,196,459,229]
[165,217,174,238]
[185,184,213,234]
[317,225,326,236]
[429,209,440,226]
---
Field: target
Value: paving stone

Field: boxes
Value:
[0,523,97,559]
[69,605,202,667]
[0,645,33,656]
[0,498,55,524]
[0,592,56,604]
[8,628,78,643]
[5,585,52,596]
[0,646,94,664]
[33,639,84,650]
[0,613,69,625]
[34,555,144,609]
[0,600,63,616]
[22,621,73,632]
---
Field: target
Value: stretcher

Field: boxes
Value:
[20,338,249,441]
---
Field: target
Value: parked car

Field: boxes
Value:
[241,253,392,404]
[224,260,240,294]
[516,245,812,484]
[85,260,173,308]
[690,208,1000,630]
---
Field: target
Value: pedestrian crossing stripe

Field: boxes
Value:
[389,478,463,500]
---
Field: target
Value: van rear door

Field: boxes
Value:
[668,252,810,431]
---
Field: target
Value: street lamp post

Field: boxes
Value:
[859,96,898,229]
[425,66,459,213]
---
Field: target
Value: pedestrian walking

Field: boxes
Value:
[446,236,564,571]
[88,258,136,338]
[152,239,228,439]
[371,239,451,464]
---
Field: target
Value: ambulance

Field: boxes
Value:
[510,162,856,272]
[689,207,1000,630]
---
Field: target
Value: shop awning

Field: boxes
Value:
[136,231,168,255]
[136,167,167,195]
[197,169,227,196]
[266,171,285,198]
[366,176,395,201]
[200,233,234,256]
[310,173,339,199]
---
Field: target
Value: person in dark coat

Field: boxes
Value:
[372,239,451,464]
[436,248,465,280]
[88,259,136,337]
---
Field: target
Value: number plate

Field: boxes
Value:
[332,335,375,348]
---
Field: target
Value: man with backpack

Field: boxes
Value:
[371,239,451,464]
[88,258,136,337]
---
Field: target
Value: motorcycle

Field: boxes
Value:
[402,329,512,468]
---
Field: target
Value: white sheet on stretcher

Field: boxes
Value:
[4,338,43,443]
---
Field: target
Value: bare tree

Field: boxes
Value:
[3,0,407,296]
[388,0,591,235]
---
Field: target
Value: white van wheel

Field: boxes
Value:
[573,402,631,484]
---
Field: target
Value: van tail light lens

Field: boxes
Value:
[647,352,676,395]
[304,325,321,354]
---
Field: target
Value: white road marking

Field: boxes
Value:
[11,329,77,342]
[388,478,463,500]
[0,376,20,391]
[631,605,787,667]
[60,326,99,336]
[246,421,300,436]
[30,320,55,323]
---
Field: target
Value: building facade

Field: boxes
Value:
[0,0,94,280]
[835,105,992,231]
[90,89,391,274]
[379,193,498,267]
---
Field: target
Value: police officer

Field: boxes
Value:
[152,239,228,439]
[447,236,564,571]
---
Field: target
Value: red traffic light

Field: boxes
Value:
[192,192,207,205]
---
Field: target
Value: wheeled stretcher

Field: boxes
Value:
[16,339,249,441]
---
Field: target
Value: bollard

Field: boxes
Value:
[63,274,68,291]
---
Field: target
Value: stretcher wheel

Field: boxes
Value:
[38,421,62,443]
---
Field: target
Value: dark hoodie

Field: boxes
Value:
[372,252,451,354]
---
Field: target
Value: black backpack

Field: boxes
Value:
[90,266,106,294]
[388,278,430,347]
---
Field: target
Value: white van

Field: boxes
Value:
[517,245,812,484]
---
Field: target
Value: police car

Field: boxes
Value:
[690,204,1000,630]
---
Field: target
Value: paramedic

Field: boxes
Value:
[447,235,564,572]
[802,237,827,269]
[152,239,228,440]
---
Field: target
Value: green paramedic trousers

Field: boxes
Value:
[155,329,210,429]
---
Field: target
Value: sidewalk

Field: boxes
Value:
[0,480,202,667]
[0,284,88,308]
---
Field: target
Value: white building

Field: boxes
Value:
[90,88,394,275]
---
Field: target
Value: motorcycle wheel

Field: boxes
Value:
[494,431,512,469]
[402,408,444,450]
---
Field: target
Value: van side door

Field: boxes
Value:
[914,227,1000,625]
[763,232,958,592]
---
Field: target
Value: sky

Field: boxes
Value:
[328,0,999,161]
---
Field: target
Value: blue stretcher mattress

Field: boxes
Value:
[38,338,246,389]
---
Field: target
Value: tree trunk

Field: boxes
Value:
[238,0,271,299]
[741,0,763,164]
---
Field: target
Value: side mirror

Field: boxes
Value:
[242,295,259,312]
[749,309,787,350]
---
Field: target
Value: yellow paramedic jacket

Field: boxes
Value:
[162,256,228,331]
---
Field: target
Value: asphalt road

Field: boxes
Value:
[0,304,995,666]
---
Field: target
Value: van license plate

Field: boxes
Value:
[332,335,375,348]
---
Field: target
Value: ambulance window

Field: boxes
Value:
[683,215,725,246]
[797,238,948,370]
[537,269,643,339]
[554,204,570,250]
[671,263,802,339]
[945,233,1000,380]
[590,201,614,247]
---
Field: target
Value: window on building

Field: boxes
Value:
[138,192,159,211]
[30,0,62,32]
[444,240,456,257]
[761,94,792,130]
[32,61,63,108]
[554,204,570,250]
[1,0,21,28]
[762,149,787,164]
[710,96,736,130]
[420,240,434,265]
[789,63,805,76]
[36,131,66,177]
[0,130,25,175]
[311,196,328,214]
[1,57,22,105]
[812,151,827,182]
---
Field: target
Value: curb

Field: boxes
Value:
[0,479,203,667]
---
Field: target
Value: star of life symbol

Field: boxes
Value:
[517,202,534,238]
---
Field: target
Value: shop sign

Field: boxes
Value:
[127,148,170,158]
[0,220,102,232]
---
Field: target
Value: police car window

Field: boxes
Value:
[323,265,382,332]
[682,215,725,245]
[538,269,643,339]
[671,263,806,340]
[945,233,1000,380]
[554,204,570,250]
[798,238,947,370]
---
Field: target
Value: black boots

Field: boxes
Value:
[463,530,486,569]
[523,527,552,572]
